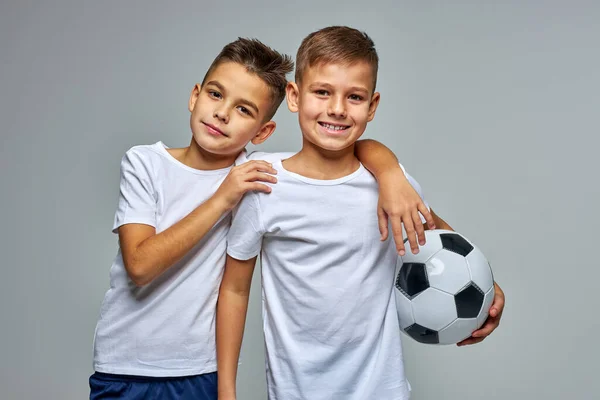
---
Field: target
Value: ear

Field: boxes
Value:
[188,84,201,112]
[286,81,300,113]
[251,120,276,145]
[367,91,381,122]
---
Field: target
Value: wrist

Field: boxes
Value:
[218,386,236,399]
[208,193,234,214]
[376,164,406,183]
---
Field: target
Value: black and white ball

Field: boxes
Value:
[395,229,495,345]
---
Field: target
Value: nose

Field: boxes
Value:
[327,95,347,119]
[214,106,230,124]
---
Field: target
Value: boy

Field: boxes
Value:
[217,26,504,400]
[90,37,433,399]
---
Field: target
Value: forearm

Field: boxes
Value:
[355,139,405,180]
[125,196,228,285]
[216,283,252,397]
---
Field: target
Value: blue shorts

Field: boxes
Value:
[89,371,217,400]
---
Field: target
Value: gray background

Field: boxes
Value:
[1,0,598,399]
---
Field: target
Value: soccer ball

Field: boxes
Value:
[394,229,495,345]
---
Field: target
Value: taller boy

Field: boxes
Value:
[217,26,504,400]
[218,27,426,400]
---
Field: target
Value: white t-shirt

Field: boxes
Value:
[227,160,428,400]
[93,142,288,377]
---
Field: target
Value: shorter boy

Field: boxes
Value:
[90,38,294,400]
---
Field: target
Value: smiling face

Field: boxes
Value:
[189,61,276,157]
[286,61,380,153]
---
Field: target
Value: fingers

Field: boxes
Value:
[390,218,406,256]
[412,210,426,246]
[472,315,499,338]
[457,336,484,346]
[246,182,273,194]
[377,207,389,241]
[419,204,436,230]
[402,217,420,255]
[245,171,278,184]
[490,282,505,316]
[241,160,277,175]
[457,310,501,347]
[229,161,279,196]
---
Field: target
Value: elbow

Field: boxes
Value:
[219,278,251,298]
[123,259,153,287]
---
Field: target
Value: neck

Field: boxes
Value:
[283,138,360,179]
[177,139,238,170]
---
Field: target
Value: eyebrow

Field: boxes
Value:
[205,80,260,114]
[309,82,370,95]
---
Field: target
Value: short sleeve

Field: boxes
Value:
[112,150,157,233]
[227,193,265,260]
[399,163,431,223]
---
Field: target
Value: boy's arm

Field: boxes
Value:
[426,209,505,347]
[426,208,454,231]
[355,139,436,256]
[120,160,276,286]
[216,255,258,400]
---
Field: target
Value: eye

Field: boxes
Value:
[349,94,364,101]
[315,89,329,96]
[237,106,253,116]
[208,90,222,99]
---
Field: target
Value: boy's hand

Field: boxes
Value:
[214,160,277,211]
[457,281,505,346]
[377,167,436,256]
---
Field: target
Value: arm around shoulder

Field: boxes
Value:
[354,139,436,255]
[114,148,234,286]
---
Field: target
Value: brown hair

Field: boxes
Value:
[295,26,379,91]
[202,38,294,120]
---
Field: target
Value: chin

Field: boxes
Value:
[308,137,355,152]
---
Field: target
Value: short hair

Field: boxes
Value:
[202,38,294,120]
[295,26,379,91]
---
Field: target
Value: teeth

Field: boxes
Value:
[323,123,347,131]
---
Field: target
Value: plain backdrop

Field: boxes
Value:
[1,1,598,399]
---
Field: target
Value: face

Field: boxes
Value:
[189,62,276,156]
[286,61,380,152]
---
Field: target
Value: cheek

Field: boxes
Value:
[300,98,323,119]
[350,104,371,123]
[232,118,260,137]
[192,97,209,117]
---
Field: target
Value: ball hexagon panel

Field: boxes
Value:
[476,286,496,328]
[455,283,485,318]
[426,249,472,295]
[395,262,429,299]
[394,289,415,330]
[401,229,444,263]
[411,287,457,331]
[440,232,474,257]
[405,323,439,345]
[465,248,494,293]
[438,318,479,345]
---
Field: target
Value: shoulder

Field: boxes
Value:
[119,142,166,181]
[236,149,296,165]
[398,163,423,190]
[122,142,165,162]
[398,162,428,206]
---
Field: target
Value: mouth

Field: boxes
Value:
[318,121,351,134]
[202,122,229,137]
